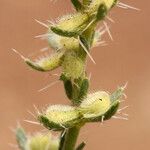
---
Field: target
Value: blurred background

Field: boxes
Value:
[0,0,149,149]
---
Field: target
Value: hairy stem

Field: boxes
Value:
[62,126,80,150]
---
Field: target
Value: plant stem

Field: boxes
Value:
[62,126,80,150]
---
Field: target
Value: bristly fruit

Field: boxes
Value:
[38,105,82,131]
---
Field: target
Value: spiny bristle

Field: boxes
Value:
[106,16,115,23]
[24,120,41,125]
[112,115,128,120]
[47,20,55,25]
[35,19,49,28]
[35,33,51,39]
[78,36,96,64]
[12,48,26,60]
[27,110,37,119]
[38,80,60,92]
[82,19,95,33]
[118,106,129,113]
[122,82,128,90]
[117,111,129,117]
[103,21,113,41]
[33,104,41,115]
[40,47,49,52]
[117,1,140,11]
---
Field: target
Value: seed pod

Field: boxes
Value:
[79,86,125,122]
[50,0,116,38]
[79,91,111,121]
[51,13,91,37]
[26,51,65,72]
[38,105,82,131]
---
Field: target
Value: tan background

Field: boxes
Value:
[0,0,149,149]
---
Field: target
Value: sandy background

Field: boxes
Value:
[0,0,150,149]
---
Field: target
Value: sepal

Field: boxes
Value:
[79,91,111,121]
[60,74,89,105]
[110,85,126,102]
[60,74,73,100]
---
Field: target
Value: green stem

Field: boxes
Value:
[62,126,80,150]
